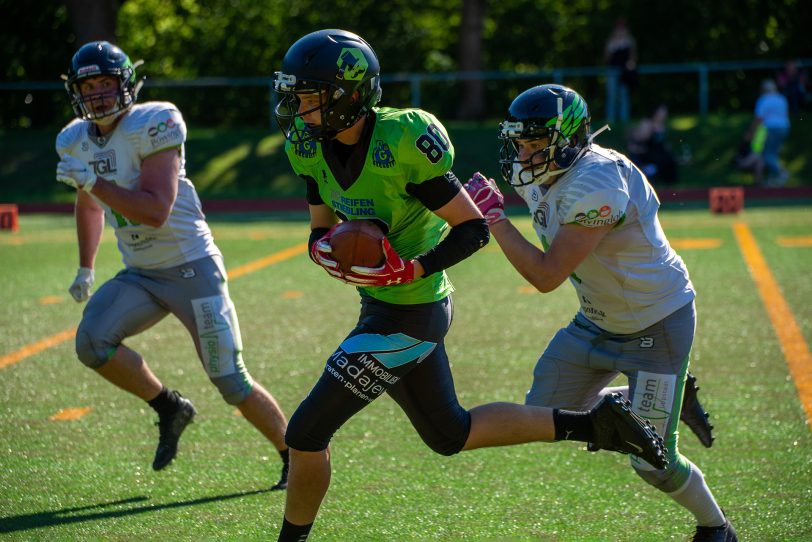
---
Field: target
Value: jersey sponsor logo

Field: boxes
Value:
[90,150,117,176]
[632,371,676,434]
[330,191,376,217]
[147,117,176,137]
[192,296,239,377]
[336,48,368,81]
[574,205,624,227]
[148,117,181,148]
[372,140,395,168]
[293,140,317,158]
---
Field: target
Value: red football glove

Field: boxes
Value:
[309,225,345,280]
[342,237,416,287]
[463,172,507,226]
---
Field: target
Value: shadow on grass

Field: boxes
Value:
[0,488,277,534]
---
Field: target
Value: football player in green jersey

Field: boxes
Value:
[272,30,667,542]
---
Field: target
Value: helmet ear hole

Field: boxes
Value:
[554,144,580,168]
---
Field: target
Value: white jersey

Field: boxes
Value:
[514,144,695,334]
[56,102,220,269]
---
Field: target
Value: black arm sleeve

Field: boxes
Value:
[406,171,463,211]
[414,218,489,277]
[304,175,324,205]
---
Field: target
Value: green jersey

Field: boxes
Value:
[286,107,455,304]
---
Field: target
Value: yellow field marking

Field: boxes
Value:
[282,290,304,299]
[39,295,64,305]
[0,327,77,369]
[0,243,308,370]
[518,285,537,294]
[777,235,812,248]
[50,407,92,421]
[228,243,307,279]
[733,222,812,428]
[671,238,722,250]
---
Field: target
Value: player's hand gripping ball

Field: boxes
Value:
[328,220,386,273]
[310,220,386,281]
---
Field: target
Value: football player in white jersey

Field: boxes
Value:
[464,84,736,541]
[55,41,290,488]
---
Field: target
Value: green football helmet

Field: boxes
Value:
[273,29,382,142]
[499,84,592,186]
[64,41,144,123]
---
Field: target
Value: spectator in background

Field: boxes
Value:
[627,104,678,185]
[733,124,765,184]
[776,60,808,115]
[748,79,790,186]
[604,18,638,123]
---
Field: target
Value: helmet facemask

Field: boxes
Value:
[63,42,144,124]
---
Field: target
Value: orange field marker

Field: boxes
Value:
[733,222,812,428]
[50,407,93,420]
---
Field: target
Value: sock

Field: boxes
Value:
[147,387,178,417]
[552,409,593,442]
[278,517,312,542]
[279,447,290,465]
[667,461,725,527]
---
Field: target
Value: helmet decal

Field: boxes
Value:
[337,48,368,81]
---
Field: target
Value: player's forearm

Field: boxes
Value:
[75,199,104,268]
[89,178,172,227]
[488,220,566,293]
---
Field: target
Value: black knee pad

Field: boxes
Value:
[414,406,471,456]
[284,402,333,452]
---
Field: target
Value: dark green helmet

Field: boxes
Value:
[273,29,382,142]
[64,41,144,122]
[499,84,591,186]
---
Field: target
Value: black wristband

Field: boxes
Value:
[308,227,330,262]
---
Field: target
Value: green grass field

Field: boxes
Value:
[1,208,811,541]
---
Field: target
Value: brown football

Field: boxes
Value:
[329,220,386,273]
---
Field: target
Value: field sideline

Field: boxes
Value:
[1,208,811,541]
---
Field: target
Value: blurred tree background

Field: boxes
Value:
[2,0,810,127]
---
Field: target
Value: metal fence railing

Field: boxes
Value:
[2,58,809,128]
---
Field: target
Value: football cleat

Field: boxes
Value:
[680,372,715,448]
[152,391,197,471]
[587,392,668,469]
[271,460,289,491]
[692,518,738,541]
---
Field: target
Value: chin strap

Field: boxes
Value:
[589,124,611,144]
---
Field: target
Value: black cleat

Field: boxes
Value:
[152,391,197,471]
[692,518,738,541]
[681,372,715,448]
[271,460,289,491]
[587,392,669,469]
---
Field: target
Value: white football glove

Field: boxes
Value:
[56,155,97,192]
[68,267,94,302]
